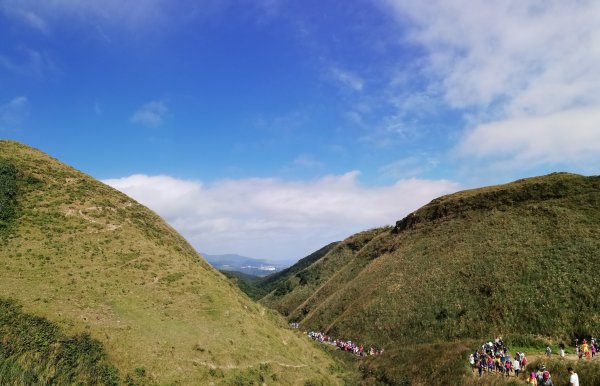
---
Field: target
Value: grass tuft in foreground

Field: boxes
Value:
[0,298,122,385]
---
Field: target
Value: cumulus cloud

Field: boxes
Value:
[103,173,460,262]
[457,107,600,169]
[0,96,29,129]
[130,101,167,127]
[383,0,600,169]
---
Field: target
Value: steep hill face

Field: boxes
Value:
[261,172,600,383]
[0,141,349,385]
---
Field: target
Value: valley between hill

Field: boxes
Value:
[4,139,600,385]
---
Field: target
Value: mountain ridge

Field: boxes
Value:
[0,140,352,385]
[257,171,600,384]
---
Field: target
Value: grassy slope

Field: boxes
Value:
[261,172,600,384]
[0,140,352,385]
[261,230,386,320]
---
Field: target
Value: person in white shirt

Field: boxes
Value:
[512,358,521,377]
[568,366,579,386]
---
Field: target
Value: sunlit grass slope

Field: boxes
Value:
[0,140,351,385]
[261,172,600,384]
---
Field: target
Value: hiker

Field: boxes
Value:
[538,366,552,386]
[504,358,511,377]
[478,357,486,377]
[545,346,552,357]
[582,339,591,359]
[536,367,544,384]
[528,371,537,385]
[513,356,521,377]
[543,369,553,386]
[559,343,565,358]
[568,366,579,386]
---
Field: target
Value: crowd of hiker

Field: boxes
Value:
[469,337,556,384]
[573,338,598,359]
[306,330,384,356]
[468,336,600,385]
[469,337,528,379]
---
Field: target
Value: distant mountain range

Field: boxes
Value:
[201,252,287,277]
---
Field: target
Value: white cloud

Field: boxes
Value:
[383,0,600,169]
[0,96,29,129]
[457,107,600,169]
[130,101,167,127]
[103,173,460,262]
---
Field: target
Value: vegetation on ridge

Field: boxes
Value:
[228,242,341,301]
[256,172,600,384]
[0,160,18,234]
[0,140,354,385]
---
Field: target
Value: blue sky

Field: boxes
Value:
[2,1,600,263]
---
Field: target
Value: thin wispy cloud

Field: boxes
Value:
[0,96,29,130]
[331,67,364,92]
[103,173,460,261]
[379,155,439,180]
[94,102,103,116]
[291,154,323,168]
[130,101,168,127]
[5,7,49,34]
[0,1,237,38]
[0,46,54,78]
[1,0,166,30]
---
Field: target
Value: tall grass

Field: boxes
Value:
[0,160,18,234]
[0,298,121,385]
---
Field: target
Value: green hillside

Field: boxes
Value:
[0,140,353,385]
[260,172,600,384]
